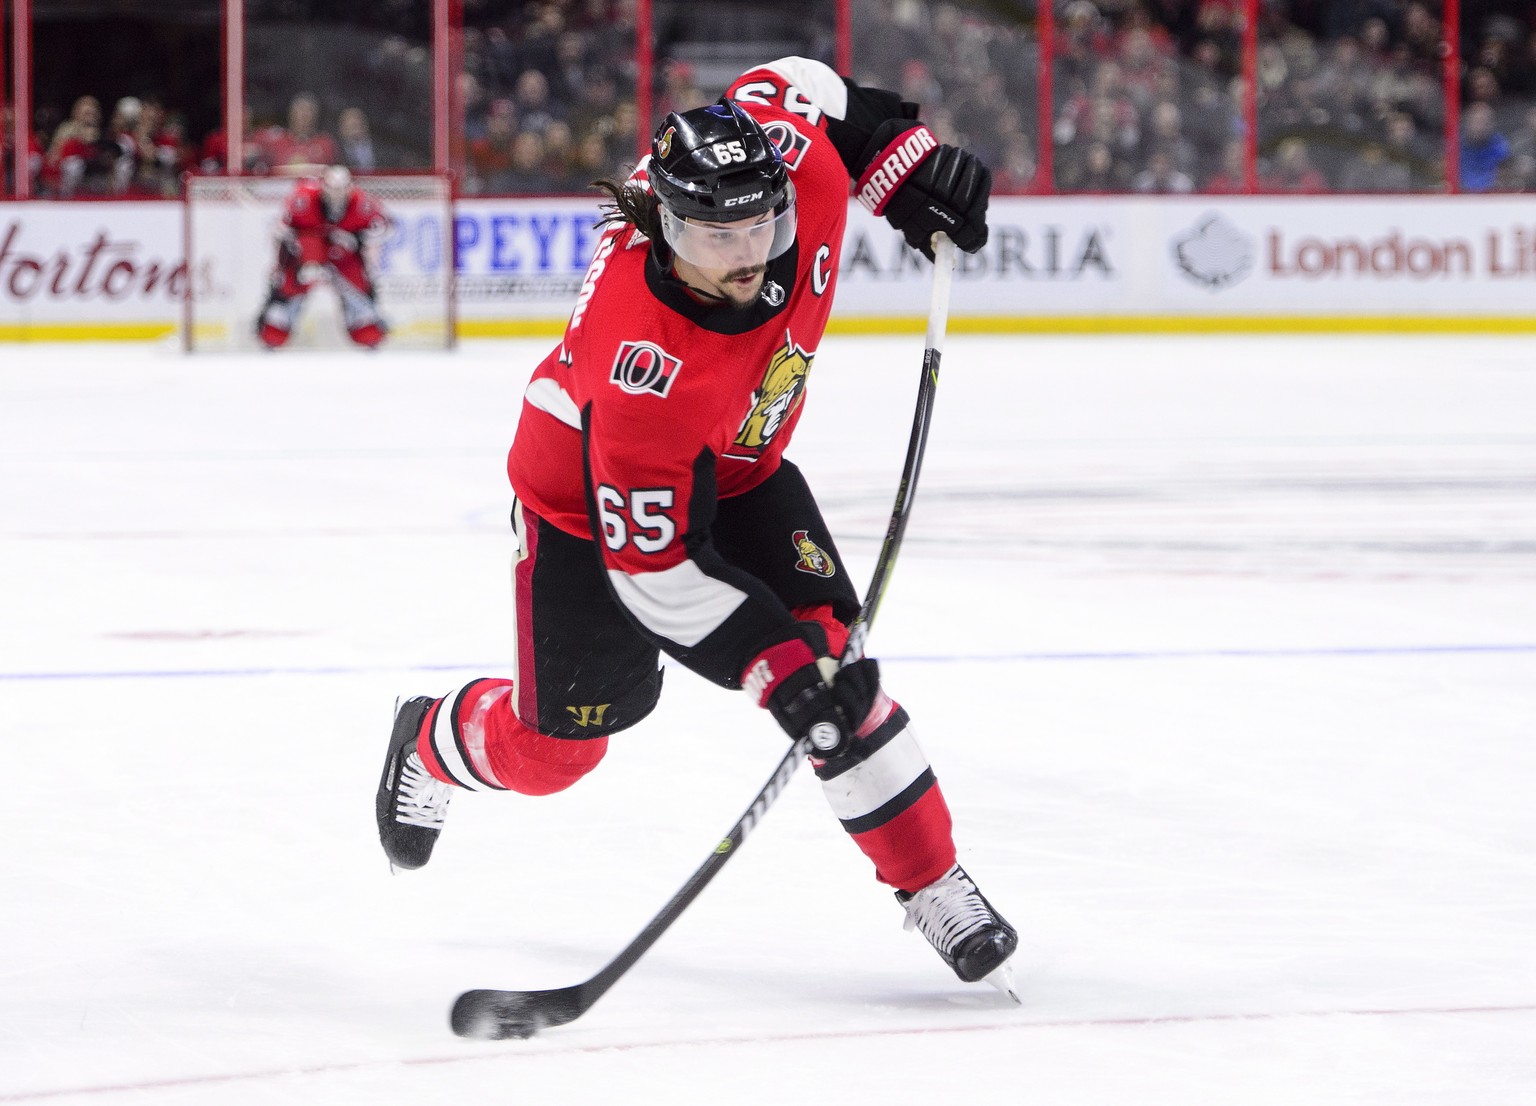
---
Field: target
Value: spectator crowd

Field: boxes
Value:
[458,0,643,194]
[852,0,1536,194]
[4,91,401,199]
[9,0,1536,198]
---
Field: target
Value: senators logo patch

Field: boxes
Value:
[657,126,676,159]
[792,530,835,577]
[728,331,814,460]
[610,340,683,397]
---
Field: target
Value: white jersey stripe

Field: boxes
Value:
[459,681,514,789]
[607,562,748,648]
[525,377,582,430]
[818,722,932,822]
[760,57,849,120]
[430,688,501,792]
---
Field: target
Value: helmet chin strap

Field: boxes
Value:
[667,263,728,305]
[682,281,727,303]
[649,236,717,302]
[666,258,767,310]
[651,223,764,309]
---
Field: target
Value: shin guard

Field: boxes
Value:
[419,678,609,796]
[813,700,957,892]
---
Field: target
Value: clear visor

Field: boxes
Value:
[659,193,797,269]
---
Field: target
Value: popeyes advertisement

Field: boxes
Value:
[5,195,1536,339]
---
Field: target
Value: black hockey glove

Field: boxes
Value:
[743,637,881,759]
[854,120,991,261]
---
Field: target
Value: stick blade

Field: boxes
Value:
[450,986,589,1039]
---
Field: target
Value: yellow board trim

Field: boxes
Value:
[0,322,179,342]
[457,319,569,339]
[299,314,1536,339]
[826,315,1536,335]
[7,315,1536,343]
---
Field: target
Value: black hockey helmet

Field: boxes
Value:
[649,98,797,267]
[649,98,791,223]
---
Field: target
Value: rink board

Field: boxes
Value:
[5,196,1536,339]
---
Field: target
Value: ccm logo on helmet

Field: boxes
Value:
[723,191,766,207]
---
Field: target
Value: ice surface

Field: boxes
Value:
[2,334,1533,1104]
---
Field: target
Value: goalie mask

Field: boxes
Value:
[649,99,796,268]
[321,165,353,218]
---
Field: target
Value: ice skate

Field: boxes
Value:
[375,696,452,871]
[897,864,1020,1002]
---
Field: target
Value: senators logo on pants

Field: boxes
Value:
[728,332,814,461]
[792,529,835,577]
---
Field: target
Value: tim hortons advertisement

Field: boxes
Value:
[0,203,196,337]
[7,195,1536,339]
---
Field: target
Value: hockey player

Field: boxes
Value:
[376,57,1018,996]
[257,165,390,349]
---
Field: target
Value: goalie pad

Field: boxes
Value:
[258,241,387,349]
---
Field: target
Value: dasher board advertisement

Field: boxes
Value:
[5,196,1536,339]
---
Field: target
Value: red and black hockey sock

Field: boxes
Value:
[813,700,958,893]
[417,678,609,796]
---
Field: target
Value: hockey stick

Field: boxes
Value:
[450,235,958,1040]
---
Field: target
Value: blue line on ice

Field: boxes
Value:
[3,643,1533,681]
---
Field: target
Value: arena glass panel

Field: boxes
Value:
[851,0,1043,196]
[1453,1,1536,193]
[26,0,220,199]
[1256,1,1448,195]
[455,0,641,196]
[649,0,841,133]
[1047,0,1246,196]
[242,0,434,177]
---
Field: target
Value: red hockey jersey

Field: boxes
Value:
[281,179,387,263]
[507,58,906,687]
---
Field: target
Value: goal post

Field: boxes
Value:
[183,174,456,352]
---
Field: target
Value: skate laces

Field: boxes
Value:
[395,752,452,829]
[901,865,995,953]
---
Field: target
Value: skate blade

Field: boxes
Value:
[981,958,1021,1004]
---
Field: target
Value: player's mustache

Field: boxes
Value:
[723,265,766,282]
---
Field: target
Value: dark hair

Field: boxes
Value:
[591,175,663,242]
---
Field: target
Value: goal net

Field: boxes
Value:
[184,174,455,351]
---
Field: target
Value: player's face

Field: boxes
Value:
[670,213,776,308]
[673,253,766,308]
